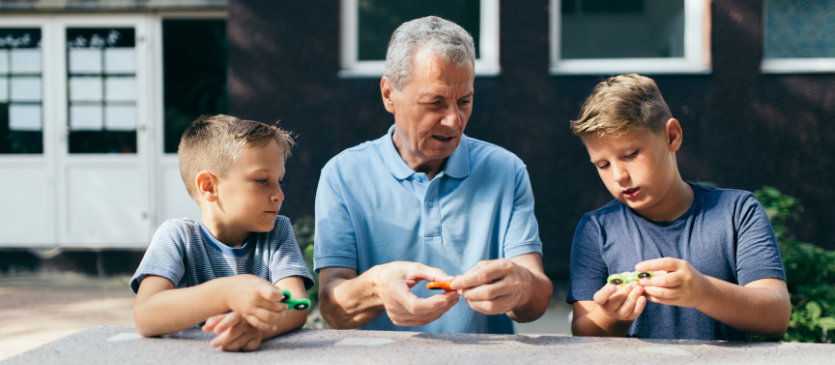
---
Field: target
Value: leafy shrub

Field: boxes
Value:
[292,216,330,329]
[754,187,835,343]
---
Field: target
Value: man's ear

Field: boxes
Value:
[665,118,683,153]
[380,76,396,114]
[195,171,219,203]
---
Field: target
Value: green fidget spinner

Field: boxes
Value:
[279,289,311,311]
[606,271,653,287]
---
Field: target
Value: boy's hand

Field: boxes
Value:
[225,275,289,331]
[203,311,263,351]
[593,275,647,321]
[636,258,709,308]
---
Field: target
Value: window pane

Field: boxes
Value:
[10,77,42,102]
[162,19,227,153]
[67,28,137,154]
[764,0,835,59]
[357,0,481,61]
[105,77,136,101]
[561,0,684,59]
[0,28,43,154]
[9,104,41,131]
[70,77,103,102]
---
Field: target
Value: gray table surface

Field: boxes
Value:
[3,325,832,365]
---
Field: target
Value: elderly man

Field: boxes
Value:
[315,16,552,334]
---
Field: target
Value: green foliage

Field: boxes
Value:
[753,187,835,343]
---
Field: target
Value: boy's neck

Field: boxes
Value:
[635,175,694,223]
[201,209,250,248]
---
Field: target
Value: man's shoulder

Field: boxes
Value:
[322,134,388,172]
[466,135,523,163]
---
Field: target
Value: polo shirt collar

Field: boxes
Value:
[382,124,471,180]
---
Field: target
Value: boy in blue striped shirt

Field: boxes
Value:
[130,114,314,351]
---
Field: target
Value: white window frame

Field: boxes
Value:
[549,0,712,75]
[339,0,500,77]
[760,3,835,74]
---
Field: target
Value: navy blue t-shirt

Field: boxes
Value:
[566,183,786,341]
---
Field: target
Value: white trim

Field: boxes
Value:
[762,59,835,74]
[549,0,711,75]
[338,0,500,78]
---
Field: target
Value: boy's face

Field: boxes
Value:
[583,122,680,215]
[216,139,286,233]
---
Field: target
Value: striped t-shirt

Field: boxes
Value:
[130,216,314,294]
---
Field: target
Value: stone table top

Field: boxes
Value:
[3,325,832,365]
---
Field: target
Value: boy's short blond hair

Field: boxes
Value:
[570,74,673,138]
[178,114,294,201]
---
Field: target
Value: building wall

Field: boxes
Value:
[227,0,835,278]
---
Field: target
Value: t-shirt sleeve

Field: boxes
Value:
[734,193,787,285]
[313,161,359,273]
[129,220,188,294]
[566,214,609,303]
[502,159,543,259]
[270,217,316,290]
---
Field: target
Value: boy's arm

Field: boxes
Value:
[638,258,791,338]
[134,274,288,337]
[259,276,309,340]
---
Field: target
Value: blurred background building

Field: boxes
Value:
[1,0,834,279]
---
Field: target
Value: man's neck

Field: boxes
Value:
[392,134,446,180]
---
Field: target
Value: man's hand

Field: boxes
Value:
[202,312,263,351]
[224,275,289,331]
[448,254,552,322]
[450,259,526,315]
[371,262,459,326]
[636,258,708,308]
[592,279,647,321]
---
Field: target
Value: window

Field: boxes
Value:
[162,19,227,154]
[67,28,138,153]
[0,28,43,154]
[339,0,500,77]
[762,0,835,73]
[550,0,710,75]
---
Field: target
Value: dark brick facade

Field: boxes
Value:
[228,0,835,278]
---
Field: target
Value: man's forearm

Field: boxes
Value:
[696,277,790,338]
[508,266,553,323]
[319,269,385,329]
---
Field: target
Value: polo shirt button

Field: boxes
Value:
[428,201,434,207]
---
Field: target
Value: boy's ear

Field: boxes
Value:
[665,118,683,153]
[380,76,396,114]
[195,171,219,203]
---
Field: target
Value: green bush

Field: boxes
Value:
[292,216,329,329]
[754,187,835,343]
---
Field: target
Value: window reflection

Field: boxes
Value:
[67,28,137,154]
[0,28,43,154]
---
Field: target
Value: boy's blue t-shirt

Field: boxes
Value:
[130,216,314,294]
[566,183,786,341]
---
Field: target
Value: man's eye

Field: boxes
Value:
[459,99,471,104]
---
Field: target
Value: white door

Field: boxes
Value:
[0,21,56,247]
[53,16,155,248]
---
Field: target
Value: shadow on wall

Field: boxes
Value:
[0,249,145,277]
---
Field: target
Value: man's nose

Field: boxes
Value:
[440,105,462,129]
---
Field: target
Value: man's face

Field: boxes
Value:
[583,127,678,214]
[216,139,286,234]
[384,49,474,166]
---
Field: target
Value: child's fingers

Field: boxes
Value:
[642,285,677,299]
[600,285,632,313]
[213,312,243,334]
[202,313,225,332]
[635,258,684,273]
[632,295,647,316]
[259,285,288,303]
[243,314,278,332]
[210,324,245,349]
[640,271,681,287]
[592,284,617,305]
[615,284,643,317]
[241,337,261,352]
[221,330,257,352]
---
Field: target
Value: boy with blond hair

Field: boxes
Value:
[567,74,791,340]
[131,115,314,351]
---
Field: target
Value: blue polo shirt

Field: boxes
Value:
[314,125,542,334]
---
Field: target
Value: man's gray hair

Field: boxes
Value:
[384,16,476,90]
